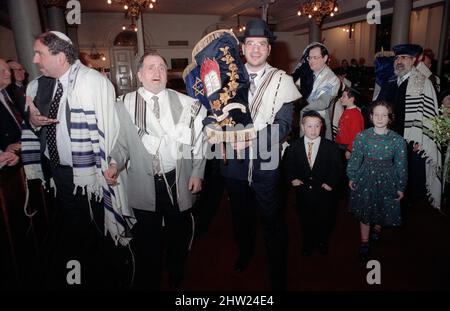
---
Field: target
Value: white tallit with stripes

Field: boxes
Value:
[249,64,301,131]
[22,61,132,245]
[404,67,442,209]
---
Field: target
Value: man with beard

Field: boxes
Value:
[376,44,442,211]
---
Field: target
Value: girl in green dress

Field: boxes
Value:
[347,101,407,261]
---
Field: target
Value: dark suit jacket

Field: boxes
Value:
[27,76,58,154]
[220,87,295,181]
[0,87,25,151]
[283,136,342,207]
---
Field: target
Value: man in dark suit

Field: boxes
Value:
[220,19,301,291]
[284,110,342,256]
[7,60,27,97]
[0,58,23,156]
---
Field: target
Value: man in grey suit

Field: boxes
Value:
[105,52,206,290]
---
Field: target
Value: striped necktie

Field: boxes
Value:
[249,73,257,96]
[307,141,314,168]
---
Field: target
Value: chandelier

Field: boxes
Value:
[297,0,338,25]
[107,0,157,18]
[89,44,106,61]
[122,16,139,32]
[229,14,246,34]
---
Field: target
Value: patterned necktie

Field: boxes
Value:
[47,81,63,166]
[249,73,257,96]
[152,95,160,119]
[1,89,23,125]
[307,141,314,168]
[151,95,161,174]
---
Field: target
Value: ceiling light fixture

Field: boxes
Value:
[106,0,157,18]
[297,0,338,25]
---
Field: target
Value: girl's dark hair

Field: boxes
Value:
[369,100,395,125]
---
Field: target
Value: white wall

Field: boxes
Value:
[78,12,221,69]
[322,21,377,69]
[0,25,17,61]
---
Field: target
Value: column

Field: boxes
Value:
[137,12,145,59]
[390,0,412,46]
[43,0,67,33]
[67,25,79,51]
[6,0,42,80]
[437,0,450,76]
[309,19,321,43]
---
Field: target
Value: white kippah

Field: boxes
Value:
[302,41,327,56]
[49,31,73,45]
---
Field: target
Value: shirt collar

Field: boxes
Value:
[245,63,267,78]
[143,88,166,99]
[305,136,321,144]
[397,71,411,86]
[58,67,71,85]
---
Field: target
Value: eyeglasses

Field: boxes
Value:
[307,55,323,61]
[12,68,25,72]
[245,41,269,48]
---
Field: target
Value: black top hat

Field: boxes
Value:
[238,19,276,43]
[392,44,423,57]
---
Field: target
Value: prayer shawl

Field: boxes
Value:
[404,67,442,209]
[247,64,301,182]
[304,65,340,139]
[21,60,132,245]
[119,87,205,211]
[249,64,301,131]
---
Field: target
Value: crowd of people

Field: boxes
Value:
[1,18,449,291]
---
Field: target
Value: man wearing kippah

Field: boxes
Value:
[376,43,442,211]
[24,31,125,288]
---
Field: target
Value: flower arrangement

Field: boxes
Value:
[428,107,450,182]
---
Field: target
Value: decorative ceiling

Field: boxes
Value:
[77,0,444,31]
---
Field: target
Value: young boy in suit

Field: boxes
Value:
[284,110,342,256]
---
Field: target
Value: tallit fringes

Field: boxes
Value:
[205,125,256,144]
[192,29,238,59]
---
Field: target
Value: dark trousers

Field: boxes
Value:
[131,170,193,290]
[225,172,288,291]
[297,190,336,251]
[42,162,124,289]
[192,158,224,236]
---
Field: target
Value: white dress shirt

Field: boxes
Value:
[44,68,72,166]
[304,136,321,167]
[140,88,177,173]
[245,63,268,103]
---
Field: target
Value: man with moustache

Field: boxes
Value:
[376,44,442,210]
[24,31,122,288]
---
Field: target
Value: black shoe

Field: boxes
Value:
[233,256,251,272]
[318,242,328,255]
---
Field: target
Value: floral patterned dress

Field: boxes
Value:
[347,128,407,226]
